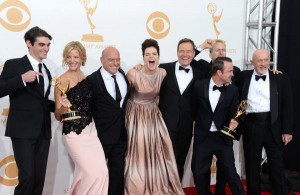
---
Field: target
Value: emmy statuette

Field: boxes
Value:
[52,78,81,121]
[220,100,248,139]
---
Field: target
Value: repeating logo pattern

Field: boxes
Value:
[0,155,18,186]
[146,11,170,39]
[0,0,31,32]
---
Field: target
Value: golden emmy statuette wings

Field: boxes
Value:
[51,78,81,121]
[220,100,249,139]
[207,2,223,39]
[80,0,103,42]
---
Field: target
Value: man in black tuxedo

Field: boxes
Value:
[87,46,129,195]
[158,38,207,180]
[0,26,54,195]
[236,49,293,195]
[197,39,241,194]
[192,57,244,195]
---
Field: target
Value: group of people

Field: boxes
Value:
[0,25,293,195]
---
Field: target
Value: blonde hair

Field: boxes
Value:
[62,41,87,66]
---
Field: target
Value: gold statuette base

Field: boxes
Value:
[220,126,237,140]
[61,111,81,122]
[81,34,103,42]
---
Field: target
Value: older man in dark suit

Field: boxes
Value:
[87,46,129,195]
[236,49,293,195]
[0,26,54,195]
[192,57,244,195]
[158,38,207,180]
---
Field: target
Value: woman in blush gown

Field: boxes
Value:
[124,39,184,195]
[54,41,108,195]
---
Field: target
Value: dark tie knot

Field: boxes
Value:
[38,63,43,71]
[255,75,266,81]
[213,85,225,92]
[179,66,190,73]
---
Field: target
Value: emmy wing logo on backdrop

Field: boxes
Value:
[80,0,103,42]
[0,0,31,32]
[207,2,223,39]
[0,155,18,186]
[1,107,9,126]
[146,11,170,39]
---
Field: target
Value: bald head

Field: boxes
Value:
[251,49,270,75]
[101,46,121,74]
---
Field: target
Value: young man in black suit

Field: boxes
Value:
[87,46,129,195]
[0,26,54,195]
[236,49,293,195]
[158,38,207,180]
[192,57,244,195]
[197,39,241,194]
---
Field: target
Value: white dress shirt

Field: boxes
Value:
[246,70,270,113]
[209,78,221,132]
[100,67,127,107]
[27,54,49,95]
[175,62,193,94]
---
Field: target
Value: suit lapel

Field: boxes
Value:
[96,67,125,107]
[269,71,278,123]
[21,56,42,97]
[203,79,213,112]
[118,68,130,105]
[169,63,181,94]
[44,64,52,97]
[242,70,253,100]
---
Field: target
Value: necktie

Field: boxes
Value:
[38,63,44,95]
[213,85,225,92]
[112,75,122,102]
[179,66,190,73]
[255,75,266,81]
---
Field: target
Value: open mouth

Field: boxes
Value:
[149,60,155,66]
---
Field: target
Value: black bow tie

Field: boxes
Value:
[255,75,266,81]
[179,66,190,73]
[213,85,225,92]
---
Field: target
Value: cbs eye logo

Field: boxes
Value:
[146,11,170,39]
[0,0,31,32]
[0,155,18,186]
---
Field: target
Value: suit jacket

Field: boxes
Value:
[193,78,239,146]
[0,55,54,139]
[158,60,207,134]
[87,67,129,145]
[236,70,293,145]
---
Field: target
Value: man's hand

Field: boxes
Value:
[229,119,238,131]
[282,134,293,145]
[199,39,215,50]
[22,70,43,82]
[133,64,143,71]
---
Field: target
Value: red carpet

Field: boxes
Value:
[183,180,300,195]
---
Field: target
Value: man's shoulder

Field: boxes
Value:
[159,61,176,68]
[87,69,100,79]
[5,56,26,64]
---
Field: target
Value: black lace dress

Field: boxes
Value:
[62,79,92,135]
[61,79,108,195]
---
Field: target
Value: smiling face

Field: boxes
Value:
[177,42,195,67]
[251,49,270,75]
[143,46,159,72]
[26,36,51,62]
[101,47,121,75]
[210,41,226,61]
[65,49,82,71]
